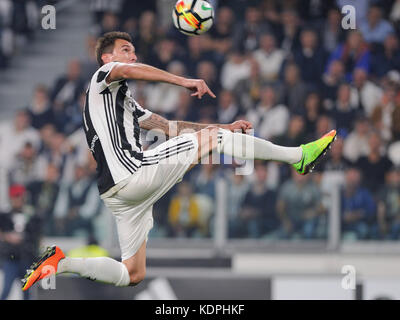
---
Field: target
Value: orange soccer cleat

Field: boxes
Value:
[22,245,65,291]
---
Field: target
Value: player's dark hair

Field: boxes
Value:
[95,31,132,66]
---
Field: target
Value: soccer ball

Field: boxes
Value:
[172,0,214,36]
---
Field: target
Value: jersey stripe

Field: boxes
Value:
[142,140,193,161]
[115,84,142,158]
[103,92,136,173]
[107,91,140,169]
[142,143,195,166]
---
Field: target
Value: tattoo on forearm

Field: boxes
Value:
[140,114,170,134]
[140,114,223,137]
[176,121,209,134]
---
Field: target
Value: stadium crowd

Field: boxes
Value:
[0,0,400,244]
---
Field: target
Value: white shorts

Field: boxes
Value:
[102,133,199,261]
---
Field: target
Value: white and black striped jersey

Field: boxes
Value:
[83,62,152,196]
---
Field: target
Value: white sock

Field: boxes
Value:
[217,129,302,164]
[57,257,130,287]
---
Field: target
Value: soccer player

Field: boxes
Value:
[22,32,336,290]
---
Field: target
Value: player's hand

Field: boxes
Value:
[183,78,216,99]
[228,120,253,133]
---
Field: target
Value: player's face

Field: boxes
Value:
[111,39,137,64]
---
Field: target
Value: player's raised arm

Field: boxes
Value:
[97,32,215,99]
[108,63,216,99]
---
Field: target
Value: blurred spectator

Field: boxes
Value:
[389,0,400,28]
[209,6,235,56]
[320,136,349,207]
[220,48,251,91]
[194,60,221,110]
[80,34,99,80]
[326,30,370,81]
[377,168,400,239]
[246,85,289,141]
[89,0,123,23]
[91,11,120,37]
[0,184,42,300]
[168,90,197,122]
[53,164,101,237]
[26,164,60,236]
[278,62,308,112]
[252,32,285,81]
[341,167,377,240]
[148,36,181,70]
[50,59,85,132]
[9,142,42,186]
[145,60,186,116]
[274,114,306,148]
[320,59,346,109]
[296,0,336,24]
[217,90,241,124]
[312,114,335,142]
[303,92,325,138]
[276,9,302,54]
[370,33,400,79]
[277,169,325,239]
[119,0,156,23]
[0,1,13,69]
[292,28,327,85]
[132,11,159,63]
[25,85,54,130]
[370,83,399,143]
[329,83,358,136]
[231,162,278,238]
[0,109,40,170]
[320,136,351,172]
[232,5,271,52]
[224,170,250,238]
[191,163,218,201]
[36,131,76,184]
[168,181,208,238]
[350,67,383,116]
[260,0,281,28]
[63,91,87,136]
[356,131,394,194]
[37,123,57,156]
[360,5,394,45]
[233,59,265,111]
[184,36,216,77]
[343,115,371,163]
[321,7,346,53]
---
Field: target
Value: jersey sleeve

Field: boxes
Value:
[93,61,124,92]
[135,101,153,122]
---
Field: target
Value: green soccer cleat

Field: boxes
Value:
[292,130,337,175]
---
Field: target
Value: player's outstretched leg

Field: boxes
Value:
[215,128,337,174]
[22,245,133,291]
